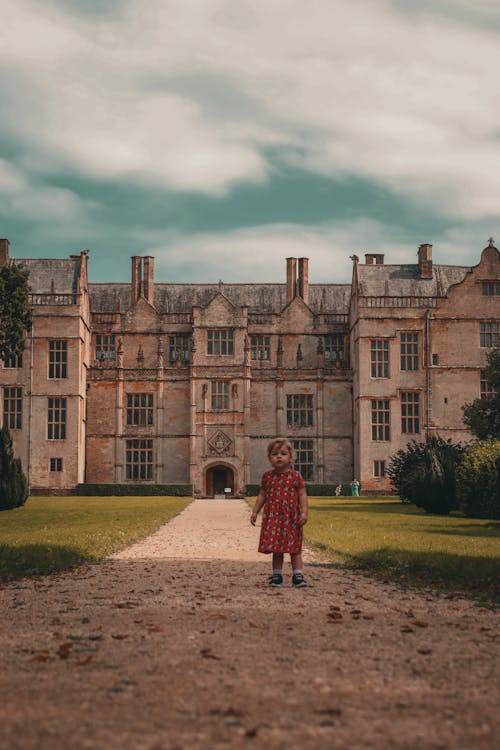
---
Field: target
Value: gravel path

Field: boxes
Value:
[0,499,498,750]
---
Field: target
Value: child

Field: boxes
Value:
[250,438,309,587]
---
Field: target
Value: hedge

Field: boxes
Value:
[77,483,192,497]
[246,483,343,497]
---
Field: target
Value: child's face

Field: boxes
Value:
[269,445,292,472]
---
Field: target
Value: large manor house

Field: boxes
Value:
[0,237,499,496]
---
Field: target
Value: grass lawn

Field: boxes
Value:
[0,495,191,581]
[305,497,500,603]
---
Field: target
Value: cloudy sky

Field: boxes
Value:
[1,0,500,283]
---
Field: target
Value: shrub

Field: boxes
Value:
[386,436,465,515]
[0,424,29,511]
[456,439,500,519]
[76,483,192,497]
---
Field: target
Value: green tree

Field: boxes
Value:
[0,424,28,511]
[386,436,465,515]
[0,262,32,362]
[456,439,500,519]
[462,347,500,439]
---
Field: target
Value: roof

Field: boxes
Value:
[14,257,83,295]
[356,263,471,297]
[88,282,352,315]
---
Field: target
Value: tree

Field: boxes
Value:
[0,262,32,362]
[456,439,500,519]
[386,436,465,515]
[462,346,500,440]
[0,424,28,511]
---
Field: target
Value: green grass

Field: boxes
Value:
[305,497,500,603]
[0,495,191,581]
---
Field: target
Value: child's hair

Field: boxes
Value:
[267,438,294,461]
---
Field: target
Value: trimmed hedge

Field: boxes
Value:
[246,483,341,497]
[77,483,192,497]
[456,439,500,519]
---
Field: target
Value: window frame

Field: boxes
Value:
[480,321,499,348]
[47,397,67,440]
[482,281,500,296]
[169,333,190,364]
[286,394,314,428]
[95,334,116,362]
[50,457,63,472]
[3,352,23,368]
[400,332,419,371]
[250,334,270,361]
[373,460,386,477]
[370,339,389,378]
[371,399,390,441]
[125,438,153,481]
[211,381,230,410]
[126,393,154,426]
[324,333,345,365]
[48,340,68,379]
[3,386,22,430]
[401,391,420,434]
[207,329,234,356]
[480,370,496,399]
[292,439,314,481]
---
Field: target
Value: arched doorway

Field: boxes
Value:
[205,465,235,498]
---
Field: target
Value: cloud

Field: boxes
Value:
[1,0,500,222]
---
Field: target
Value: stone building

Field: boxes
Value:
[0,237,498,495]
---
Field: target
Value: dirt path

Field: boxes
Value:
[0,499,498,750]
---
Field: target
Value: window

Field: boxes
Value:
[480,370,495,399]
[480,321,499,348]
[371,399,390,441]
[400,332,419,371]
[370,340,389,378]
[287,394,313,427]
[482,281,500,296]
[374,460,385,477]
[250,335,270,361]
[292,439,314,481]
[401,391,420,434]
[169,334,190,363]
[48,340,67,378]
[126,439,153,480]
[207,329,234,355]
[211,381,229,410]
[95,334,115,362]
[48,398,66,440]
[3,352,23,368]
[50,457,63,472]
[126,393,153,426]
[3,387,22,430]
[324,334,345,365]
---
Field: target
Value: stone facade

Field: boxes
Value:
[0,237,498,495]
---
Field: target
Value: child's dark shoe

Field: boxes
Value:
[268,573,283,587]
[292,572,307,588]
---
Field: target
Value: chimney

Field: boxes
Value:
[286,257,297,303]
[365,253,384,265]
[418,244,433,279]
[143,256,154,305]
[131,256,142,305]
[0,238,10,267]
[298,257,309,305]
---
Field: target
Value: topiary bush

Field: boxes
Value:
[456,439,500,519]
[0,424,29,510]
[386,435,465,515]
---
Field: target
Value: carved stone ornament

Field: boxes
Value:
[208,430,232,455]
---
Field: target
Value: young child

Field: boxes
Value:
[250,438,309,587]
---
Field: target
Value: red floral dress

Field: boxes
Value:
[258,469,305,554]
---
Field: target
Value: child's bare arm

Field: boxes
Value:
[298,486,308,526]
[250,490,266,525]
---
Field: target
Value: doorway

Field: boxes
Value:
[205,465,235,498]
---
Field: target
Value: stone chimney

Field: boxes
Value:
[143,256,154,305]
[365,253,384,265]
[298,257,309,305]
[418,244,433,279]
[286,257,297,303]
[131,256,142,305]
[0,238,10,266]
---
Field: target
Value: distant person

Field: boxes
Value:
[335,483,342,496]
[351,479,360,496]
[250,438,309,588]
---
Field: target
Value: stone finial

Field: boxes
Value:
[277,336,283,367]
[488,237,495,247]
[317,337,324,354]
[137,345,144,365]
[117,337,124,367]
[157,337,164,368]
[296,344,303,363]
[349,254,359,263]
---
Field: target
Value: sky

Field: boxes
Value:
[1,0,500,284]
